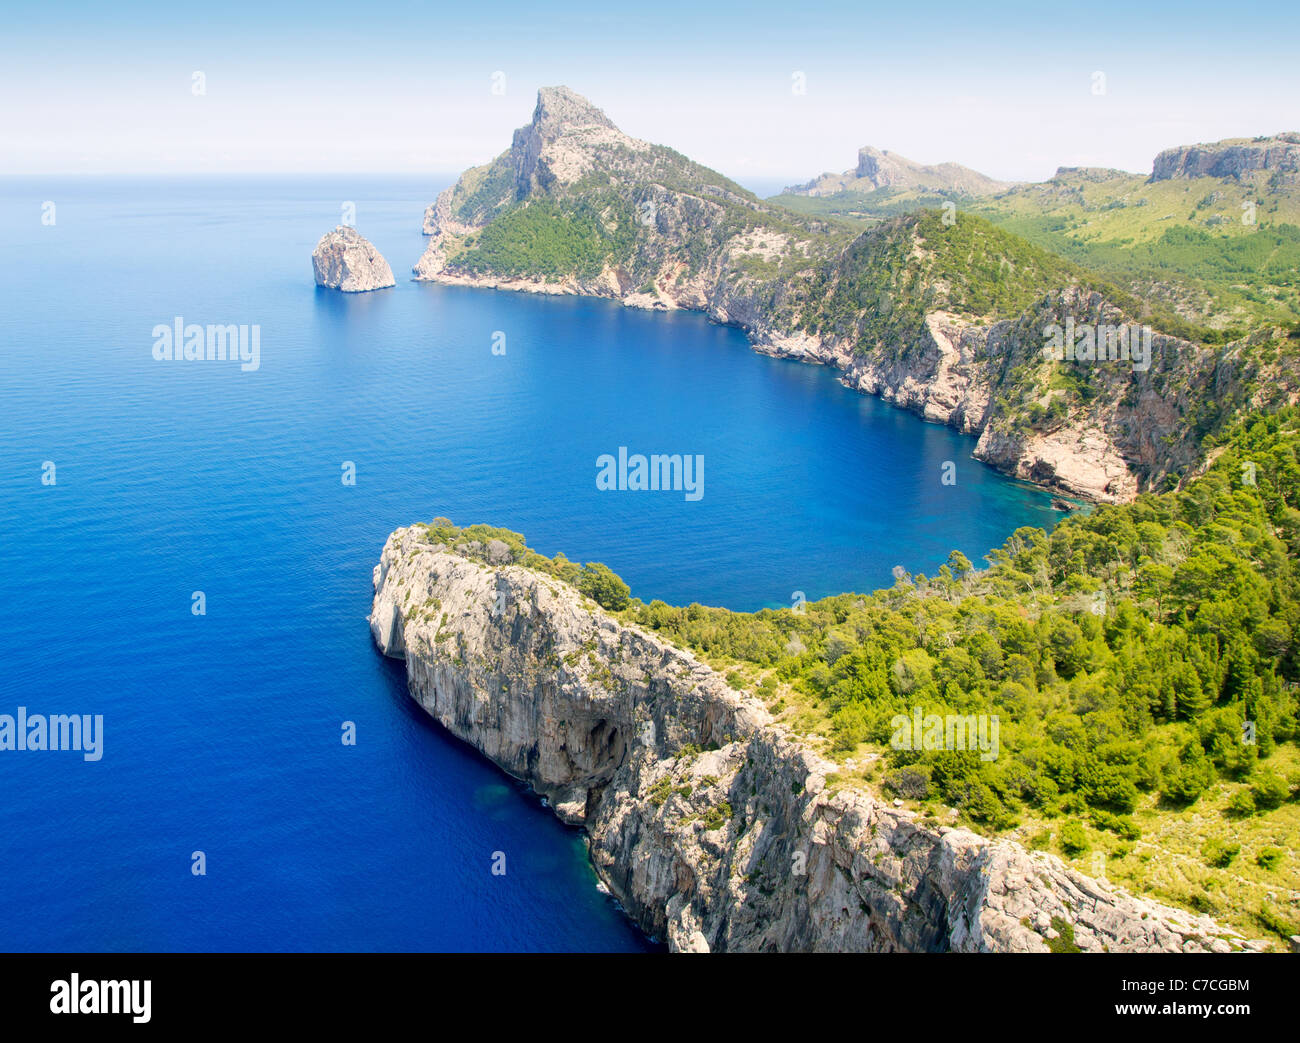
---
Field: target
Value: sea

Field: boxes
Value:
[0,175,1058,951]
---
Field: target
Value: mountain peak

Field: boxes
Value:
[530,86,617,137]
[507,87,632,196]
[783,146,1010,198]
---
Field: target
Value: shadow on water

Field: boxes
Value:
[370,633,665,950]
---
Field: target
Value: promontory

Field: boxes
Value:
[370,521,1267,953]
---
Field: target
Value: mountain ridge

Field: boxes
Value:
[783,144,1013,198]
[413,87,1299,505]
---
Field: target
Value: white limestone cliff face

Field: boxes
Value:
[1151,133,1300,183]
[370,527,1261,953]
[737,288,1238,505]
[312,226,396,292]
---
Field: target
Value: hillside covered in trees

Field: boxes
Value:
[419,412,1300,943]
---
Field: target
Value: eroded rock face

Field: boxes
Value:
[370,527,1258,953]
[312,225,396,292]
[1151,134,1300,182]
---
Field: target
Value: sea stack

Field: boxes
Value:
[312,225,396,292]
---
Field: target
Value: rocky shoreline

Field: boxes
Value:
[369,526,1263,952]
[411,249,1229,504]
[407,88,1287,506]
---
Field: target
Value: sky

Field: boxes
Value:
[2,0,1298,189]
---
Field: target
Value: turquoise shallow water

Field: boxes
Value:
[0,175,1058,951]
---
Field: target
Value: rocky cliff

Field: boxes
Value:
[1151,133,1300,183]
[369,525,1262,953]
[312,225,396,292]
[412,88,1293,505]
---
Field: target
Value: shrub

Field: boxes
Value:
[701,801,733,831]
[830,703,871,752]
[1250,772,1291,810]
[1046,916,1082,953]
[1091,809,1141,839]
[578,562,631,611]
[1256,903,1298,940]
[1256,847,1285,871]
[883,765,931,800]
[1201,838,1240,868]
[1225,789,1257,818]
[1163,757,1214,806]
[1059,821,1089,856]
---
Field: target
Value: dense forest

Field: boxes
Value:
[627,411,1299,826]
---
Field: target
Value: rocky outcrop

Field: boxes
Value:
[783,146,1011,198]
[312,226,395,292]
[370,527,1261,953]
[510,85,625,195]
[1151,133,1300,182]
[1052,166,1134,182]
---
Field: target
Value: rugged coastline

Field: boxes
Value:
[410,88,1295,505]
[369,525,1262,953]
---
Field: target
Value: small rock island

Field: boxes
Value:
[312,225,396,292]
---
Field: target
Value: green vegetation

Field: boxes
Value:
[577,562,631,612]
[608,412,1300,940]
[1046,916,1082,953]
[456,196,638,280]
[625,414,1300,834]
[1202,838,1241,867]
[771,186,978,226]
[791,208,1238,349]
[773,165,1300,337]
[437,141,837,288]
[967,170,1300,334]
[1059,822,1090,856]
[794,210,1083,336]
[701,801,734,831]
[417,518,628,611]
[447,159,519,226]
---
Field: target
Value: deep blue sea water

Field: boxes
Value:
[0,176,1058,952]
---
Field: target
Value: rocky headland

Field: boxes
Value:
[412,88,1298,505]
[1150,133,1300,183]
[369,525,1264,953]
